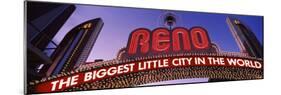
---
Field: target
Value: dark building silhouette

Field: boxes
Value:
[46,18,104,76]
[27,2,76,50]
[226,17,263,58]
[26,2,76,81]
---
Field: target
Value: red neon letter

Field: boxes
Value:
[172,28,191,51]
[191,27,210,49]
[128,29,150,54]
[152,28,170,52]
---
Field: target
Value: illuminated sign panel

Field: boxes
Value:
[127,27,211,54]
[25,1,263,94]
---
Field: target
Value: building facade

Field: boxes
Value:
[46,18,104,76]
[26,2,76,81]
[226,17,263,58]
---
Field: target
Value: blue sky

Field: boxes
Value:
[52,4,263,62]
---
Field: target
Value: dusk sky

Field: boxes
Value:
[52,4,263,62]
[47,3,263,85]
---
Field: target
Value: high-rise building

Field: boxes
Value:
[46,18,104,76]
[27,2,76,50]
[26,2,76,81]
[226,17,263,58]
